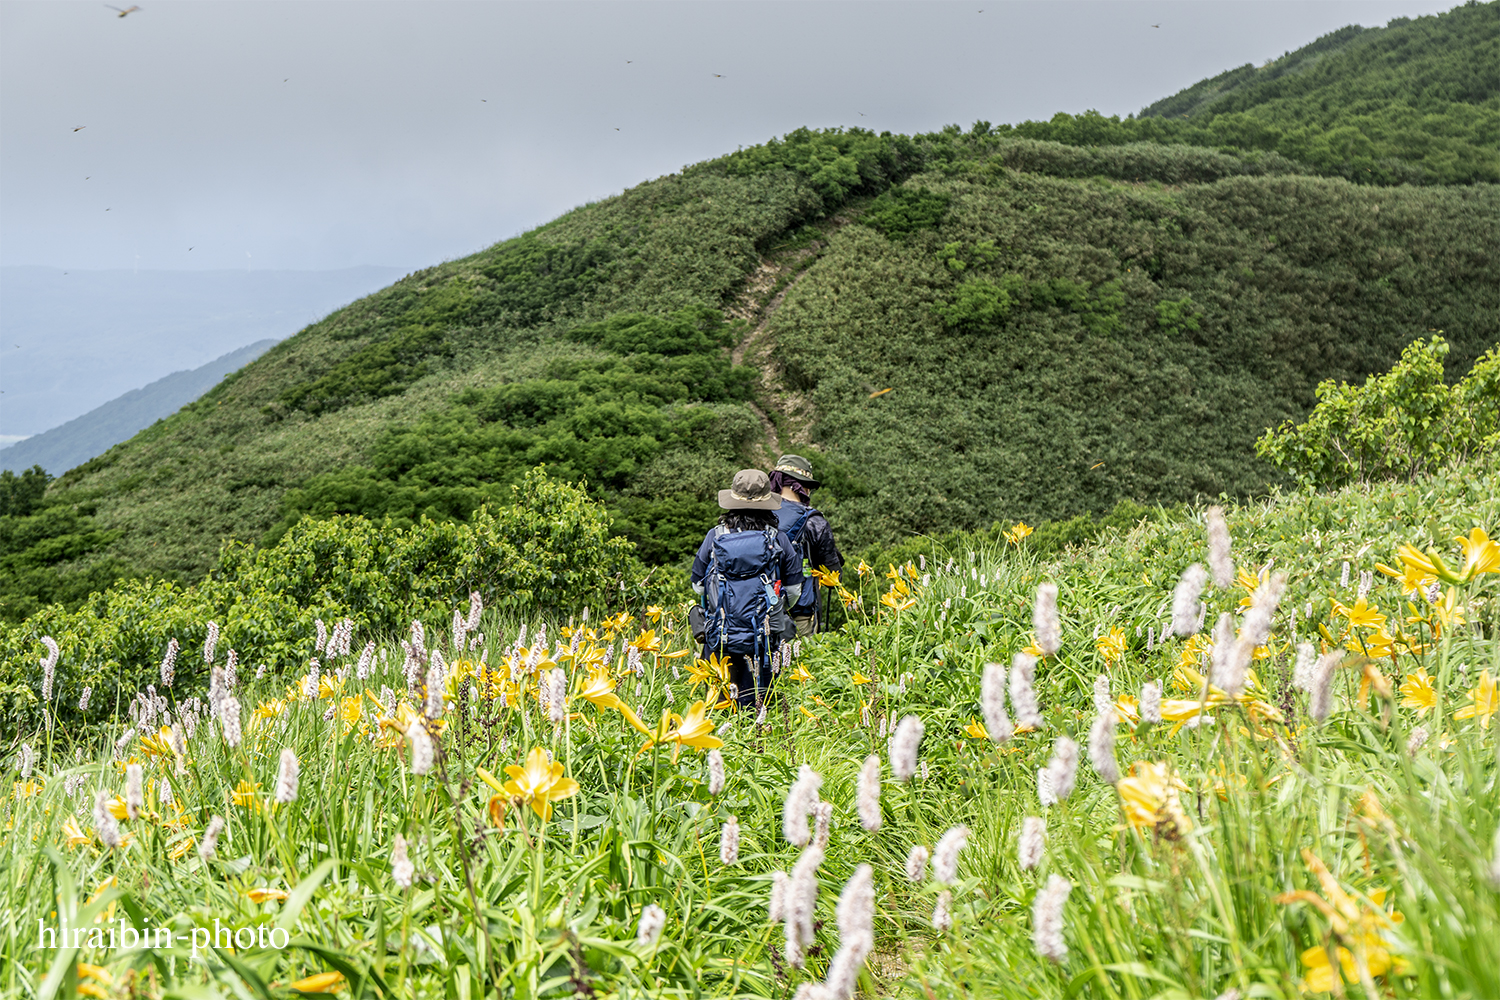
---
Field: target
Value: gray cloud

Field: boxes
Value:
[2,0,1455,273]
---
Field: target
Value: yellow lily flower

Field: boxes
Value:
[798,705,820,722]
[289,971,346,993]
[1398,668,1436,714]
[1023,637,1045,658]
[246,887,288,903]
[963,718,989,739]
[687,654,732,690]
[317,673,346,700]
[1096,626,1126,665]
[851,671,871,685]
[502,747,579,821]
[138,726,176,760]
[1455,527,1500,579]
[1430,588,1467,634]
[1376,559,1436,597]
[248,699,286,733]
[338,695,363,733]
[575,671,653,736]
[376,700,446,739]
[1003,521,1033,545]
[630,629,663,654]
[1396,543,1462,585]
[1114,694,1140,727]
[856,560,871,577]
[787,663,813,682]
[641,701,724,761]
[879,590,916,612]
[1235,568,1262,607]
[1278,849,1407,993]
[1453,669,1498,729]
[1116,761,1190,840]
[1333,598,1386,630]
[76,962,112,998]
[13,780,43,798]
[168,835,195,860]
[88,876,118,924]
[645,605,664,623]
[1346,628,1396,660]
[233,780,263,812]
[77,962,113,986]
[809,565,841,588]
[63,815,92,848]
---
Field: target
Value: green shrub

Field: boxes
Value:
[1257,336,1500,488]
[0,468,653,732]
[860,186,952,240]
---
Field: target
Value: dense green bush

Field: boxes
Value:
[769,169,1499,553]
[1257,336,1500,488]
[0,468,652,732]
[268,309,759,560]
[0,465,133,624]
[1004,3,1500,185]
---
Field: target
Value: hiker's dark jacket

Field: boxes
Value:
[774,500,842,616]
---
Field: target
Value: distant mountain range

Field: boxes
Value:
[0,265,404,438]
[1,340,279,475]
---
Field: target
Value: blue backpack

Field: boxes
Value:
[774,502,819,615]
[701,526,786,664]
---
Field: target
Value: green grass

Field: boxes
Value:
[3,463,1497,998]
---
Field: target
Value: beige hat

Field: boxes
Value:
[717,469,783,510]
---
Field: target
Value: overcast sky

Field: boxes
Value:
[1,0,1459,275]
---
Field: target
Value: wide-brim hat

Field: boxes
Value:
[718,468,783,510]
[773,454,820,488]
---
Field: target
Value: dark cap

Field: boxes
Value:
[718,469,783,510]
[773,454,820,488]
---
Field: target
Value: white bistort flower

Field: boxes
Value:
[636,904,666,948]
[932,825,969,884]
[1032,874,1072,963]
[1010,654,1043,730]
[1033,583,1061,656]
[982,662,1013,742]
[1018,816,1046,871]
[720,816,741,866]
[890,714,924,782]
[276,748,300,804]
[391,833,415,888]
[856,754,882,832]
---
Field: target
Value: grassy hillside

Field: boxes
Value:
[8,2,1497,624]
[1021,0,1499,185]
[4,465,1497,997]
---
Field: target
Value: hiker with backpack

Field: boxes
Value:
[770,454,843,636]
[689,469,804,708]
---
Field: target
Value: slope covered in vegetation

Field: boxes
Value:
[1019,0,1499,185]
[5,2,1496,626]
[4,459,1497,997]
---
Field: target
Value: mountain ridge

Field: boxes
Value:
[5,1,1497,623]
[1,339,279,476]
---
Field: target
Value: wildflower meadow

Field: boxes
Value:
[4,464,1499,999]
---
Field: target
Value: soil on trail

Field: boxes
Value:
[723,213,856,467]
